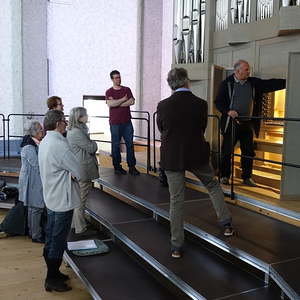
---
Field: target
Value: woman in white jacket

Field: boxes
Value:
[67,107,99,234]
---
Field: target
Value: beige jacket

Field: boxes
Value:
[67,125,99,182]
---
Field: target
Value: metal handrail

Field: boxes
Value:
[229,115,300,199]
[152,111,221,176]
[0,114,5,159]
[85,115,151,173]
[7,113,45,158]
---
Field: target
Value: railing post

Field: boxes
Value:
[217,116,221,182]
[153,112,157,173]
[147,117,151,174]
[7,115,10,159]
[230,118,235,200]
[2,116,5,159]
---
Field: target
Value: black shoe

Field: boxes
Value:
[114,167,127,175]
[32,238,45,244]
[45,278,72,292]
[243,178,257,187]
[129,166,140,176]
[56,271,70,281]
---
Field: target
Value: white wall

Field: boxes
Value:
[160,0,174,101]
[47,0,139,115]
[0,0,23,137]
[22,0,48,115]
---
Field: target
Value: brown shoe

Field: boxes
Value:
[171,247,183,259]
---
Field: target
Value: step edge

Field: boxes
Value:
[95,178,299,299]
[85,207,206,300]
[96,178,270,274]
[63,251,103,300]
[269,265,300,300]
[186,177,300,223]
[155,206,269,273]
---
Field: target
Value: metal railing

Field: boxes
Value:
[5,111,151,173]
[229,115,300,199]
[89,112,151,173]
[152,112,222,178]
[0,114,5,159]
[7,113,45,158]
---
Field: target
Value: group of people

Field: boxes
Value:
[16,61,286,290]
[157,60,285,258]
[18,71,140,292]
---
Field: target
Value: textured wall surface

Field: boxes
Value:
[47,0,139,115]
[0,0,23,137]
[22,1,48,115]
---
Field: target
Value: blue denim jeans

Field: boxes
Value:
[44,209,73,260]
[110,121,136,168]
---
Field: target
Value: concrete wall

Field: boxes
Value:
[0,0,23,139]
[22,0,48,115]
[47,0,139,115]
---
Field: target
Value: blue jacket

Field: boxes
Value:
[18,136,44,208]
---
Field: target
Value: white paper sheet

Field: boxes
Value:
[67,240,97,251]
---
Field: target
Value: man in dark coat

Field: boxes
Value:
[215,60,286,186]
[157,68,233,259]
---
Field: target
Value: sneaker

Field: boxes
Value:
[114,167,127,175]
[129,166,140,176]
[220,177,230,185]
[243,178,257,187]
[224,225,234,237]
[171,247,183,259]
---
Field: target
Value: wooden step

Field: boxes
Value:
[235,167,280,189]
[254,138,282,154]
[234,161,281,176]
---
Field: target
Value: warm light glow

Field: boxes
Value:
[274,89,286,118]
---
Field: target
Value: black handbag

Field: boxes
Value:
[0,179,6,190]
[2,187,19,199]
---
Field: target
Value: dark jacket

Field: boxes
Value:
[215,74,286,137]
[157,91,210,171]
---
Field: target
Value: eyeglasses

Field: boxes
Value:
[60,119,68,125]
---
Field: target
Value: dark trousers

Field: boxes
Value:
[44,209,73,260]
[110,121,136,168]
[220,121,255,179]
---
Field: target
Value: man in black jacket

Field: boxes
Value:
[215,60,286,186]
[157,68,233,259]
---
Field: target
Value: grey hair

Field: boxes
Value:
[43,110,64,131]
[68,107,87,130]
[233,59,249,71]
[167,68,189,90]
[24,121,42,137]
